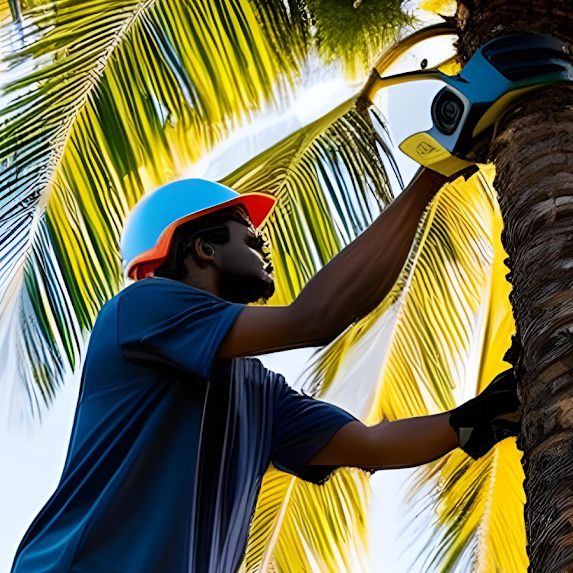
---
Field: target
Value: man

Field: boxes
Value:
[11,169,521,573]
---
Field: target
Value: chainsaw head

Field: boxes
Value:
[398,33,573,175]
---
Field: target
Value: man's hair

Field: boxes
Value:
[154,206,248,280]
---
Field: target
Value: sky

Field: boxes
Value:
[0,17,461,573]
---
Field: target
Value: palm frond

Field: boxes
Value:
[222,96,396,305]
[243,465,371,573]
[399,166,527,573]
[0,0,301,415]
[0,1,10,23]
[254,0,417,81]
[306,0,415,79]
[249,0,309,85]
[402,441,527,573]
[6,0,19,22]
[0,0,412,415]
[304,168,499,418]
[218,89,397,573]
[301,166,526,572]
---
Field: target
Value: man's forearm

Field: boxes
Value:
[363,412,460,470]
[310,412,460,470]
[293,168,449,341]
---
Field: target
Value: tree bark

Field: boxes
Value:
[454,1,573,571]
[492,85,573,573]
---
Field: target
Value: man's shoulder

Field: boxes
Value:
[107,278,237,344]
[119,277,188,297]
[96,279,184,325]
[112,277,214,305]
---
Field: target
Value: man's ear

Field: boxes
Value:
[193,237,215,267]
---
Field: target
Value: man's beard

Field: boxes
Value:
[219,269,275,304]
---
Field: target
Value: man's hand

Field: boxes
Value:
[448,370,522,460]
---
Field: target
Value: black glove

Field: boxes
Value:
[448,164,481,183]
[449,370,522,460]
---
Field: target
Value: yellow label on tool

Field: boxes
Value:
[399,133,474,176]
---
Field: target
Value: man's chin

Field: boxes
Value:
[245,275,275,305]
[256,277,275,304]
[221,274,275,305]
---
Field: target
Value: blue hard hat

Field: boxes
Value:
[120,179,276,281]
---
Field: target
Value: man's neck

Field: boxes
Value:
[178,269,221,298]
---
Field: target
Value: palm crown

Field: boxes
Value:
[0,1,526,571]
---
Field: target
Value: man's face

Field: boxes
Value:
[210,209,275,304]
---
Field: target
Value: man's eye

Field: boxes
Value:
[246,234,270,254]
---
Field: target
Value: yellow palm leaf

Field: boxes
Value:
[305,169,498,417]
[403,440,526,573]
[0,1,10,24]
[243,464,371,573]
[0,0,413,415]
[400,168,526,573]
[419,0,457,17]
[222,96,394,306]
[474,194,515,393]
[302,166,526,572]
[221,95,395,573]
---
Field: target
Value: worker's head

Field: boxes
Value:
[153,204,275,304]
[120,179,277,304]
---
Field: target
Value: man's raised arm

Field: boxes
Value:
[217,167,461,359]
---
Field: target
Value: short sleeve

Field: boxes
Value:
[271,382,357,485]
[118,278,245,380]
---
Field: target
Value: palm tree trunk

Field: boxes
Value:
[454,1,573,571]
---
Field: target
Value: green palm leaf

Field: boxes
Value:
[306,0,414,78]
[1,0,286,414]
[0,0,300,416]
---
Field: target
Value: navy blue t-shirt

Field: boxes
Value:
[11,277,356,573]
